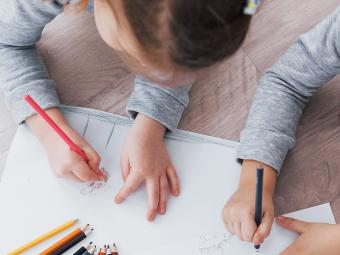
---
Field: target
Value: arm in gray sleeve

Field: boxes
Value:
[0,0,64,124]
[126,76,191,132]
[237,7,340,172]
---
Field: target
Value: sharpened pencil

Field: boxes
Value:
[72,242,92,255]
[38,224,89,255]
[8,219,78,255]
[50,228,93,255]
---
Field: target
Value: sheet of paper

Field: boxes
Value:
[130,203,335,255]
[0,106,335,255]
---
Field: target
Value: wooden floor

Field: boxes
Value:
[1,0,340,220]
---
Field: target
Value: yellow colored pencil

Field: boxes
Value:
[8,219,78,255]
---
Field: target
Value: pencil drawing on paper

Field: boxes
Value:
[80,119,115,196]
[198,233,232,255]
[80,168,109,196]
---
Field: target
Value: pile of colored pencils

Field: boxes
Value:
[39,224,93,255]
[74,243,119,255]
[7,219,119,255]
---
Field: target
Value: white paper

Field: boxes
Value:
[0,107,335,255]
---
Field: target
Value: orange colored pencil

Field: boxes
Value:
[38,225,89,255]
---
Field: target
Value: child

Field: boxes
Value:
[0,0,255,221]
[223,6,340,253]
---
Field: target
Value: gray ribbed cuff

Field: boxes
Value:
[5,80,60,124]
[236,129,296,173]
[126,79,188,132]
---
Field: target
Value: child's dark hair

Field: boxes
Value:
[122,0,251,69]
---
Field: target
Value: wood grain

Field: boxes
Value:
[0,1,339,222]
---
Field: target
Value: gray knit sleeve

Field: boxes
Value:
[126,76,191,132]
[237,7,340,172]
[0,0,65,124]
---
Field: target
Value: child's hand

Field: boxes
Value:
[26,108,101,182]
[222,160,277,245]
[277,217,340,255]
[115,114,180,221]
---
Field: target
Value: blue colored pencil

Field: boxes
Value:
[254,166,264,250]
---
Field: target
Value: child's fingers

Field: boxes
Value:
[146,177,160,222]
[120,154,130,182]
[221,209,235,235]
[115,171,143,204]
[241,216,257,242]
[166,165,180,196]
[158,173,169,215]
[82,146,101,172]
[71,160,99,182]
[233,222,242,240]
[276,216,310,234]
[227,222,235,235]
[253,211,274,244]
[65,171,83,182]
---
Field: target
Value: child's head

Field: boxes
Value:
[74,0,252,85]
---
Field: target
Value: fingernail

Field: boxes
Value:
[173,189,179,196]
[277,216,285,221]
[148,211,156,221]
[115,196,124,204]
[160,207,166,215]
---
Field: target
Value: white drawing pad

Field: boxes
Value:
[0,106,335,255]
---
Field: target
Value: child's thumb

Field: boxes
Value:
[253,212,274,244]
[276,216,309,234]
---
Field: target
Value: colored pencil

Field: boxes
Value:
[38,224,89,255]
[50,228,93,255]
[111,243,118,255]
[24,95,89,163]
[72,242,92,255]
[82,245,96,255]
[98,245,106,255]
[89,245,97,255]
[106,245,111,255]
[254,166,264,250]
[8,219,78,255]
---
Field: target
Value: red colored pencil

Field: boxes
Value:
[24,95,89,163]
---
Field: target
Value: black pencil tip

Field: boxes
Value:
[254,244,261,250]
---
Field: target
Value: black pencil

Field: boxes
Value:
[72,242,92,255]
[83,245,96,255]
[254,166,264,250]
[50,228,93,255]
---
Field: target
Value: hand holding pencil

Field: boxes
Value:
[25,96,102,182]
[222,160,276,246]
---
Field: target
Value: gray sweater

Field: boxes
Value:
[238,6,340,171]
[0,1,339,173]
